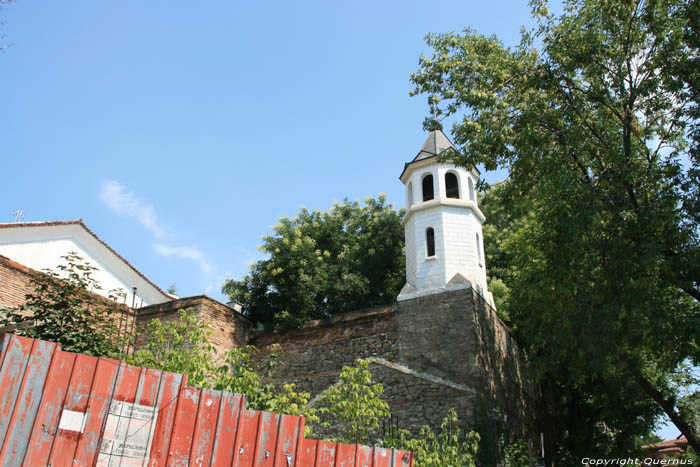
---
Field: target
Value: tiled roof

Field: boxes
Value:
[643,436,688,460]
[0,219,170,301]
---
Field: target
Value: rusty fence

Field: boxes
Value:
[0,333,413,467]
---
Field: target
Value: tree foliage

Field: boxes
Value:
[383,408,479,467]
[316,358,391,444]
[129,309,215,387]
[129,309,320,432]
[411,0,700,455]
[131,310,485,465]
[0,252,130,357]
[223,195,405,329]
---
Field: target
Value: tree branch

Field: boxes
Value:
[634,373,700,452]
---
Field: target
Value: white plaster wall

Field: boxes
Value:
[405,217,418,286]
[0,224,168,306]
[401,160,488,295]
[441,209,488,293]
[408,208,447,290]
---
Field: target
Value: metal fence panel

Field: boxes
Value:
[0,334,414,467]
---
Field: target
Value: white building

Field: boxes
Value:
[0,220,172,307]
[397,129,493,306]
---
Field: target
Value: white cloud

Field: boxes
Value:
[100,180,215,277]
[154,244,213,275]
[100,180,165,239]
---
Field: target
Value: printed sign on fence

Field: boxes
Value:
[96,399,158,467]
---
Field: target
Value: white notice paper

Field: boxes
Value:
[96,399,158,467]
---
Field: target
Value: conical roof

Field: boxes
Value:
[399,129,473,182]
[413,129,456,161]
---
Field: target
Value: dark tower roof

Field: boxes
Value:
[413,129,456,161]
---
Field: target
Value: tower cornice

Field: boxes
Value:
[401,198,485,226]
[399,155,480,184]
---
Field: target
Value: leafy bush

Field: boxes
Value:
[316,358,391,444]
[383,408,479,467]
[0,252,130,356]
[129,309,319,433]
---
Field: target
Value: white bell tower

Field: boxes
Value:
[397,129,493,306]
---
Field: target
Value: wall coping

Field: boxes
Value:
[138,294,255,326]
[251,303,397,339]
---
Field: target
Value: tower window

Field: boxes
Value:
[422,174,434,202]
[445,172,459,199]
[468,177,476,202]
[407,182,414,207]
[426,228,435,257]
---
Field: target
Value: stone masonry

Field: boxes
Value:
[1,248,538,455]
[249,284,539,446]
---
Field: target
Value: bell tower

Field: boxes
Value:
[397,129,493,306]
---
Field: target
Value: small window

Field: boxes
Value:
[468,177,475,202]
[407,182,414,206]
[422,174,434,202]
[445,172,459,199]
[476,233,482,266]
[426,228,435,257]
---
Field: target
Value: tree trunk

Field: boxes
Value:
[635,374,700,452]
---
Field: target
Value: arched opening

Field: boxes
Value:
[407,182,414,207]
[426,228,436,257]
[445,172,460,199]
[468,177,475,202]
[422,174,434,202]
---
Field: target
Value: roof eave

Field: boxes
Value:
[0,219,171,301]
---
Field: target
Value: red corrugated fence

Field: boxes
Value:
[0,334,413,467]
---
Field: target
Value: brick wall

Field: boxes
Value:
[0,254,136,346]
[136,295,254,358]
[0,254,37,310]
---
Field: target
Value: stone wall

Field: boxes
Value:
[251,305,399,395]
[136,295,254,358]
[471,291,539,441]
[250,285,539,446]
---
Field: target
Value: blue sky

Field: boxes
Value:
[0,0,685,442]
[1,0,528,299]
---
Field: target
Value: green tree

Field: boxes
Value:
[223,195,405,329]
[129,309,319,431]
[129,309,215,387]
[316,358,391,444]
[501,438,531,467]
[410,0,700,453]
[384,409,479,467]
[479,183,529,322]
[0,252,129,357]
